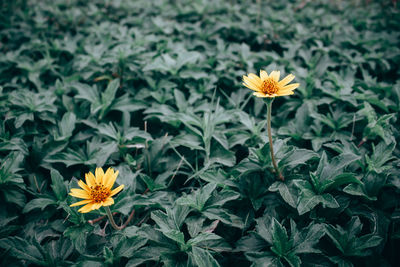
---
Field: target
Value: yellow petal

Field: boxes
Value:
[85,172,96,188]
[103,168,114,188]
[269,70,280,82]
[281,83,300,92]
[243,82,261,92]
[90,202,103,210]
[278,74,295,87]
[78,180,90,192]
[95,167,105,184]
[69,188,91,199]
[260,70,269,81]
[266,94,277,98]
[102,198,114,206]
[110,184,124,197]
[78,203,95,213]
[243,76,262,90]
[253,92,268,98]
[276,91,295,96]
[70,199,93,207]
[105,169,119,189]
[247,73,263,85]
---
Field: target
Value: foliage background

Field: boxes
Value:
[0,0,399,266]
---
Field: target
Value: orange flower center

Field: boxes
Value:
[90,184,110,203]
[262,78,278,95]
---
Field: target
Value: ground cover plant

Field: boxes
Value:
[1,0,399,266]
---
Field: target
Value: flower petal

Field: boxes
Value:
[95,167,105,184]
[85,172,96,188]
[103,168,114,188]
[70,199,93,207]
[253,92,268,98]
[78,180,90,192]
[90,202,103,211]
[260,70,269,81]
[105,169,119,189]
[70,188,91,199]
[269,70,280,82]
[281,83,300,92]
[102,198,114,206]
[110,184,125,197]
[78,203,95,213]
[278,74,295,87]
[247,73,263,85]
[276,91,295,96]
[243,76,262,90]
[243,82,261,91]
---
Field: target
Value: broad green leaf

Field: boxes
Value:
[50,169,67,201]
[269,181,298,208]
[64,224,93,251]
[187,232,222,247]
[23,197,57,213]
[53,112,76,141]
[0,236,46,265]
[191,247,220,267]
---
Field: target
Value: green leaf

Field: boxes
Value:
[366,141,396,173]
[319,152,361,182]
[0,151,24,185]
[114,235,148,258]
[199,170,237,188]
[50,169,67,201]
[191,247,220,267]
[320,173,362,192]
[53,112,76,141]
[245,251,282,267]
[269,181,298,208]
[270,218,290,257]
[176,183,216,211]
[100,78,120,118]
[325,217,382,257]
[343,183,377,201]
[278,148,318,171]
[23,197,57,213]
[64,224,93,251]
[187,232,222,247]
[162,229,186,246]
[0,236,46,265]
[294,180,339,215]
[292,222,325,254]
[126,246,165,266]
[203,208,244,228]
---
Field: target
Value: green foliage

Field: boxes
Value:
[0,0,399,266]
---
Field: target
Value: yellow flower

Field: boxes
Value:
[242,70,299,98]
[69,167,124,213]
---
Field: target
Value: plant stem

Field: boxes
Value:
[266,98,284,181]
[104,206,135,231]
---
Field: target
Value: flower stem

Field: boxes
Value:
[104,206,135,231]
[266,98,284,181]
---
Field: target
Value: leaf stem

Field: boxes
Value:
[266,98,284,181]
[104,206,135,231]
